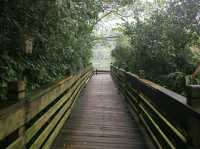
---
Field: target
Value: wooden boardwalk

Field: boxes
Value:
[51,74,155,149]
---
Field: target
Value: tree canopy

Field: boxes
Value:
[112,0,200,93]
[1,0,200,99]
[0,0,103,99]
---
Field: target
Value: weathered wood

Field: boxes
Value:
[29,72,90,149]
[138,93,187,143]
[51,74,155,149]
[23,33,33,54]
[24,74,84,143]
[186,85,200,110]
[29,98,72,149]
[94,69,110,74]
[0,66,92,148]
[6,137,24,149]
[111,65,200,149]
[0,76,74,140]
[138,112,162,149]
[8,81,26,92]
[42,109,71,149]
[7,81,26,100]
[42,74,88,149]
[25,89,72,143]
[139,70,145,79]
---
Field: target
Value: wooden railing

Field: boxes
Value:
[0,66,93,149]
[93,69,110,75]
[111,65,200,149]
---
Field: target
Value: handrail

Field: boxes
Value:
[0,66,93,149]
[93,69,110,74]
[111,64,200,149]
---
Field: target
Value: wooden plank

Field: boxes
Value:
[6,137,24,149]
[42,78,85,149]
[68,75,90,111]
[111,65,200,148]
[0,66,92,147]
[51,74,155,149]
[0,76,75,140]
[42,108,71,149]
[25,89,73,143]
[29,94,75,149]
[139,114,162,149]
[26,70,91,148]
[139,93,187,143]
[142,79,187,104]
[25,73,88,143]
[29,72,90,149]
[139,104,176,149]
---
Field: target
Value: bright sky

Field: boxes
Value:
[92,11,124,70]
[94,0,156,37]
[92,0,156,70]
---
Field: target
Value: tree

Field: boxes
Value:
[112,0,200,93]
[0,0,103,100]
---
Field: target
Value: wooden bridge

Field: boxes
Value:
[0,65,200,149]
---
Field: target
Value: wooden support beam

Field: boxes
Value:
[186,85,200,110]
[192,63,200,79]
[23,33,33,54]
[139,70,145,79]
[7,81,26,100]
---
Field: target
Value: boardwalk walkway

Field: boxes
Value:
[51,74,155,149]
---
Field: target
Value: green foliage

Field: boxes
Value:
[112,35,133,71]
[0,0,103,99]
[112,0,200,93]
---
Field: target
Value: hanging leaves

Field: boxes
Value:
[112,0,200,94]
[0,0,103,99]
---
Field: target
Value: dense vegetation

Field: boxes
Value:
[0,0,103,99]
[1,0,199,99]
[112,0,200,93]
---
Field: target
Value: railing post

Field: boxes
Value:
[7,80,26,100]
[18,126,26,148]
[188,117,200,149]
[139,70,145,79]
[186,85,200,110]
[186,85,200,148]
